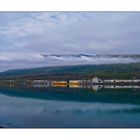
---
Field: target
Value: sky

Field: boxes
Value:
[0,12,140,71]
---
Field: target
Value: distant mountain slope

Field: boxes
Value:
[0,63,140,79]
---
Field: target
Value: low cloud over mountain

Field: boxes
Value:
[0,12,140,71]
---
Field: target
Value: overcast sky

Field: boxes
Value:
[0,12,140,71]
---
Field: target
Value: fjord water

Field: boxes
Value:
[0,87,140,128]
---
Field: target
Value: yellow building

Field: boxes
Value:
[53,81,68,87]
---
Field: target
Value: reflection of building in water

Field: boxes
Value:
[91,85,103,92]
[69,84,83,88]
[104,79,140,83]
[33,85,50,88]
[104,85,140,89]
[86,84,103,92]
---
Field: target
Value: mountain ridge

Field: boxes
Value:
[0,63,140,79]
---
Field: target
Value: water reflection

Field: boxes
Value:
[0,85,140,128]
[1,85,140,104]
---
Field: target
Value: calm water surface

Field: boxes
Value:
[0,86,140,128]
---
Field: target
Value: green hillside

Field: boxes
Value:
[0,63,140,80]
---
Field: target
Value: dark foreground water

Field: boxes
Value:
[0,86,140,128]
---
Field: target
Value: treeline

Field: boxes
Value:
[0,63,140,80]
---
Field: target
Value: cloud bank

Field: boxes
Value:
[0,12,140,71]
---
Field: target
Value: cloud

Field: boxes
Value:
[0,52,44,61]
[0,12,140,71]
